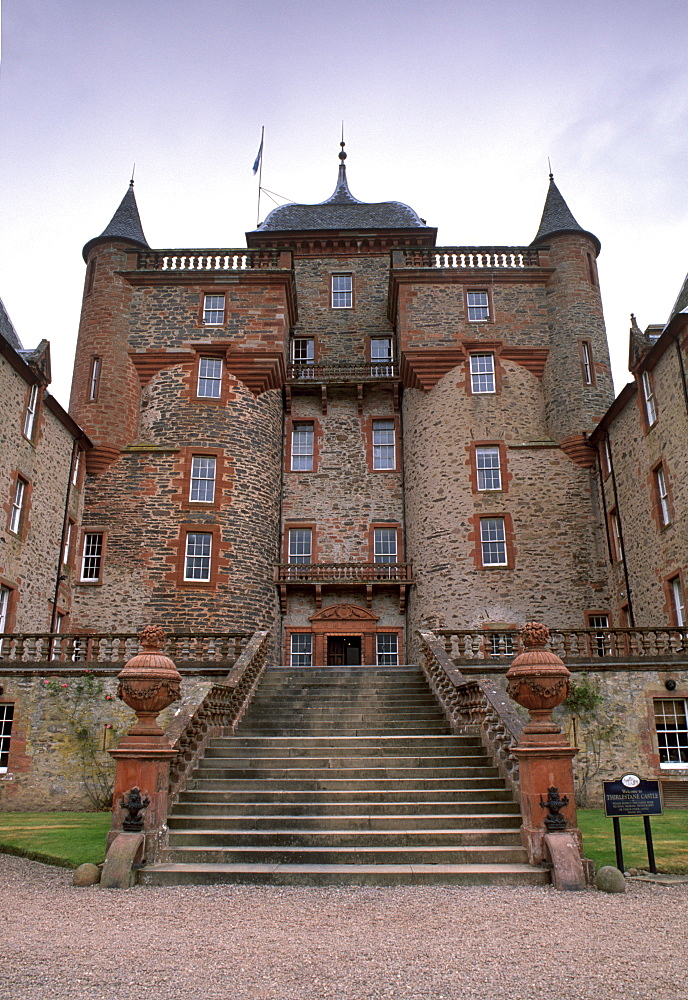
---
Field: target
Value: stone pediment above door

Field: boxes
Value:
[309,604,379,623]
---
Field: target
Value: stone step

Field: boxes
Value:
[167,828,522,849]
[192,765,500,781]
[239,727,451,736]
[167,812,522,830]
[186,777,506,792]
[173,799,520,816]
[179,788,515,804]
[163,844,530,865]
[138,862,549,888]
[244,708,446,719]
[201,753,491,768]
[209,736,482,751]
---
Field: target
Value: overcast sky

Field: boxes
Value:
[1,0,687,406]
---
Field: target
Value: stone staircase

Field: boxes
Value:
[139,667,549,886]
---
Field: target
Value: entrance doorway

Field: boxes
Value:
[327,636,362,666]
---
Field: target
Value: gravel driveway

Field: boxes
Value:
[2,854,687,1000]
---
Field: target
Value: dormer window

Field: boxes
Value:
[23,384,38,439]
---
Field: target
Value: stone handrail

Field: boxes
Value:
[287,362,399,382]
[276,562,413,583]
[418,629,523,794]
[166,629,271,809]
[393,246,544,270]
[0,631,251,665]
[436,627,688,663]
[135,249,291,272]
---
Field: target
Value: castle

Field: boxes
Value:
[1,146,686,809]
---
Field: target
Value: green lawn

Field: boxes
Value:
[578,808,688,873]
[0,812,112,868]
[0,809,686,873]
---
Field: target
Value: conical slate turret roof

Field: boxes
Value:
[253,144,430,233]
[531,175,600,254]
[82,181,149,260]
[667,272,688,324]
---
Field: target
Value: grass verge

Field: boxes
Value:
[0,812,111,868]
[578,808,688,873]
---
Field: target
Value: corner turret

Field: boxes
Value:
[82,181,149,261]
[532,174,600,255]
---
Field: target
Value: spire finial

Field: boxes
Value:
[130,163,135,187]
[547,157,553,181]
[339,122,346,163]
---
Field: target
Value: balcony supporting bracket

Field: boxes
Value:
[357,384,364,416]
[366,585,373,609]
[321,385,327,415]
[315,584,322,609]
[284,385,292,415]
[279,585,288,614]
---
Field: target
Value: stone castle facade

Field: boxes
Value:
[1,149,687,808]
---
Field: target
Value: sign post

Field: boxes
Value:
[602,773,662,874]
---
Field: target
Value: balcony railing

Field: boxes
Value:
[393,246,545,270]
[0,631,251,666]
[276,562,413,584]
[135,249,291,272]
[287,362,398,383]
[436,627,688,664]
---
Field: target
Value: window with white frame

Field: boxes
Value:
[372,419,395,470]
[184,532,212,581]
[62,521,73,566]
[602,437,612,477]
[641,370,657,426]
[610,511,622,563]
[24,384,38,439]
[0,586,10,632]
[670,576,686,627]
[654,699,688,767]
[470,354,495,394]
[656,466,670,526]
[291,633,313,667]
[81,532,103,581]
[476,446,502,491]
[331,274,352,309]
[370,337,393,376]
[581,342,593,385]
[588,614,610,657]
[203,294,225,325]
[0,704,14,772]
[288,528,312,564]
[467,290,490,322]
[190,456,217,503]
[9,478,26,535]
[374,527,397,564]
[89,357,101,400]
[197,357,223,398]
[291,424,314,471]
[376,633,398,666]
[72,450,81,487]
[292,338,315,365]
[480,517,507,566]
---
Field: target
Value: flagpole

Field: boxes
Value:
[256,125,264,228]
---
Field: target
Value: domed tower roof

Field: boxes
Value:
[531,174,600,255]
[250,142,432,234]
[82,181,149,261]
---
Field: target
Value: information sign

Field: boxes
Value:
[603,776,663,817]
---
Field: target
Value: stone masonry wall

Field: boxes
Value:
[403,360,611,649]
[71,367,282,634]
[602,337,688,626]
[1,355,82,632]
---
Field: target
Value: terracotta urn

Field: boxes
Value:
[505,622,570,735]
[117,625,182,736]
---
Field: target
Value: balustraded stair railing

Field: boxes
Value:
[417,629,524,797]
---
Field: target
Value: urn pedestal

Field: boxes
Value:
[506,623,582,869]
[107,626,181,860]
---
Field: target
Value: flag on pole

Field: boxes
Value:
[252,131,264,175]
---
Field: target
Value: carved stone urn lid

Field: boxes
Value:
[506,622,571,680]
[118,625,182,681]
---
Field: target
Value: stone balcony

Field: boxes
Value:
[275,562,413,613]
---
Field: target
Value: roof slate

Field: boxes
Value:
[532,176,600,253]
[0,296,23,351]
[83,182,149,260]
[253,163,429,233]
